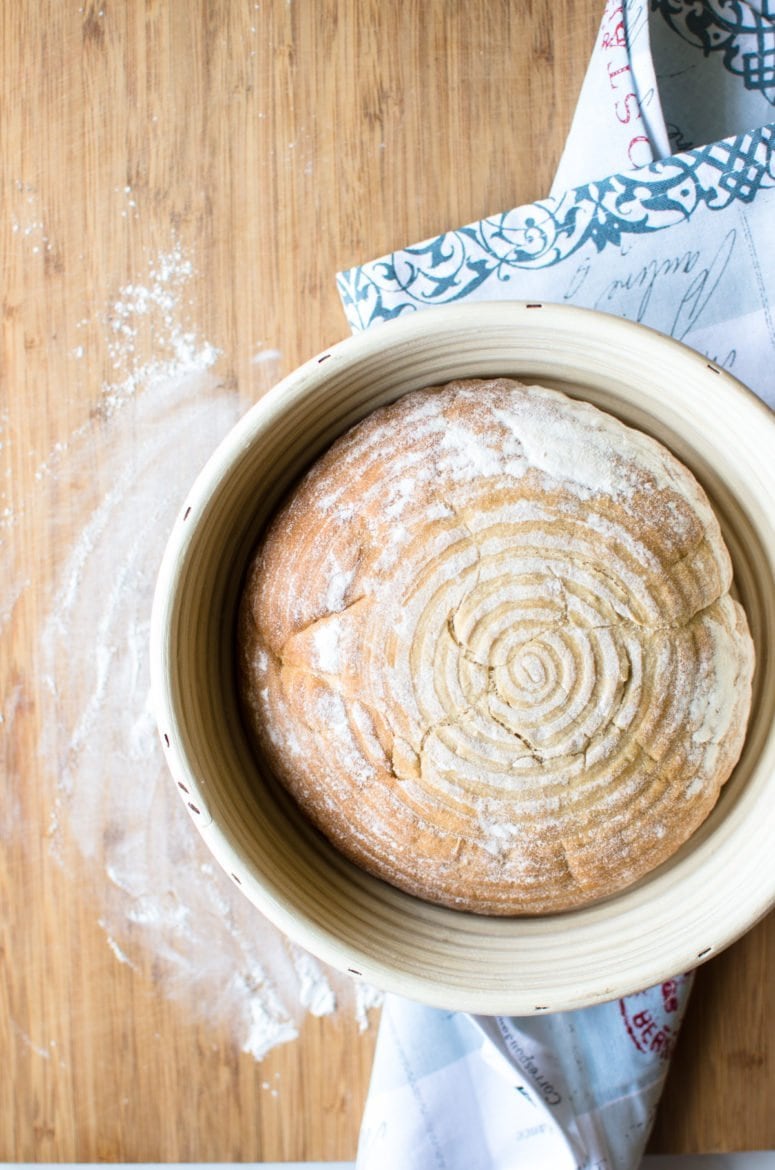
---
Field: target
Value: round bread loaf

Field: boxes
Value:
[237,378,755,915]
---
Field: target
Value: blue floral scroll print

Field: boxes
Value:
[651,0,775,104]
[337,125,775,331]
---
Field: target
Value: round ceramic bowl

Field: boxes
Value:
[150,301,775,1015]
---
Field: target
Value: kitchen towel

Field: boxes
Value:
[336,2,775,1168]
[338,2,775,407]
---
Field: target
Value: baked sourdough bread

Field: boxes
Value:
[237,378,755,915]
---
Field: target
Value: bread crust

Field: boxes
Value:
[237,378,755,915]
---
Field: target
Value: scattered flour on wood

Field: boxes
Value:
[1,244,381,1066]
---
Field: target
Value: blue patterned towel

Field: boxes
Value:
[338,3,775,1168]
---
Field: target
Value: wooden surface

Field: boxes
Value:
[0,0,772,1160]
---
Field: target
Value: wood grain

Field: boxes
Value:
[0,0,771,1160]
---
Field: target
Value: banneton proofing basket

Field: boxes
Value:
[150,301,775,1015]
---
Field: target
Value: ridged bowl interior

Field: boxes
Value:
[150,302,775,1015]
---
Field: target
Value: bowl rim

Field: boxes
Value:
[150,300,775,1014]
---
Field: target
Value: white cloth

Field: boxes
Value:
[336,4,775,1167]
[338,3,775,406]
[356,983,694,1170]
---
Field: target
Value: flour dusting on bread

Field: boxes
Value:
[238,378,754,915]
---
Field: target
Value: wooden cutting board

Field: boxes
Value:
[1,0,772,1159]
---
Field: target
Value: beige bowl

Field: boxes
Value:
[150,301,775,1015]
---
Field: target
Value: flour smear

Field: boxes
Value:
[3,244,380,1061]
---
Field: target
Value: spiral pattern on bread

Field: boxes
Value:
[238,378,754,914]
